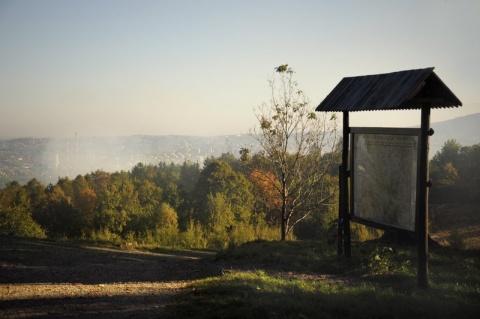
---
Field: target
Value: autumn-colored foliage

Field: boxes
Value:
[248,169,282,224]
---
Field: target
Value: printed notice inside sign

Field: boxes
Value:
[352,132,418,231]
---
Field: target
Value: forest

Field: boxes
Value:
[1,138,478,249]
[0,150,338,248]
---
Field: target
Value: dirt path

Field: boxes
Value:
[0,237,226,318]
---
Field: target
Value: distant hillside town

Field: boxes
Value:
[0,113,478,186]
[0,135,261,186]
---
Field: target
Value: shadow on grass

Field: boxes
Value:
[165,271,480,319]
[0,293,173,318]
[0,236,220,285]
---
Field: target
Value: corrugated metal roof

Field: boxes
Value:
[316,67,462,112]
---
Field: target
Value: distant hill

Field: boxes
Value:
[0,113,478,186]
[429,112,480,156]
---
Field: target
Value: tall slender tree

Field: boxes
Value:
[250,65,339,240]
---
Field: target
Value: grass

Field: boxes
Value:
[165,240,480,319]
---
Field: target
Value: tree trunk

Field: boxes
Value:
[281,198,287,241]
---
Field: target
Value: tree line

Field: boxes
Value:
[1,138,477,248]
[0,152,340,248]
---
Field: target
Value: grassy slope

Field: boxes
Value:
[165,240,480,319]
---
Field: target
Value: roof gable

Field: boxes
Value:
[316,68,462,112]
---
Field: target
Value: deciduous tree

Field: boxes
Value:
[251,65,339,240]
[0,181,45,237]
[97,172,140,235]
[192,160,254,226]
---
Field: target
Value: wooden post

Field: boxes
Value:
[342,112,351,258]
[418,106,431,288]
[338,165,343,256]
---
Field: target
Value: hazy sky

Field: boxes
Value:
[1,0,479,138]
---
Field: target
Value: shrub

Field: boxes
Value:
[0,208,46,238]
[180,219,207,249]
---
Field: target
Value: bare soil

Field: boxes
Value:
[0,237,356,318]
[0,237,229,318]
[430,203,480,248]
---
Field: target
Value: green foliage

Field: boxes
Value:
[74,186,97,237]
[0,181,45,238]
[430,140,480,203]
[205,192,235,249]
[275,64,289,73]
[87,170,111,195]
[204,152,239,170]
[0,150,341,250]
[164,182,183,210]
[250,222,282,242]
[179,161,200,193]
[135,179,162,207]
[43,184,77,237]
[137,225,180,249]
[350,223,384,242]
[24,178,47,217]
[90,228,122,245]
[227,222,256,247]
[180,219,208,249]
[192,160,254,226]
[432,139,462,165]
[96,173,136,234]
[156,202,179,229]
[0,208,46,238]
[56,177,74,200]
[361,244,415,277]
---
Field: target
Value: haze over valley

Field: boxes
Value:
[1,113,478,187]
[0,134,261,186]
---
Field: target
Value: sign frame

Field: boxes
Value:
[350,127,421,232]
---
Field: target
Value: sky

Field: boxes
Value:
[1,0,479,139]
